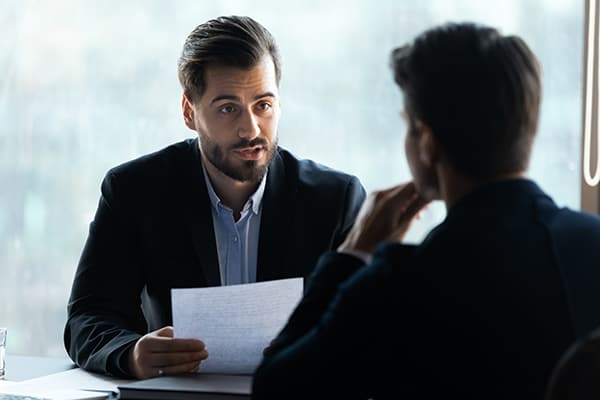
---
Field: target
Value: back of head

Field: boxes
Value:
[392,22,541,179]
[178,15,281,102]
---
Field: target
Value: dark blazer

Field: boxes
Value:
[252,179,600,400]
[545,325,600,400]
[64,138,366,377]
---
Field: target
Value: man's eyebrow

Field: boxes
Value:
[210,95,240,105]
[254,92,276,100]
[210,92,276,105]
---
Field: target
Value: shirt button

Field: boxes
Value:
[232,236,238,242]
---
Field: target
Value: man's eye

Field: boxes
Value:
[219,105,236,114]
[257,102,272,111]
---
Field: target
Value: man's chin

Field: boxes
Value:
[221,161,268,183]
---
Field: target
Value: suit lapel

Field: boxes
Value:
[182,139,221,287]
[256,150,295,282]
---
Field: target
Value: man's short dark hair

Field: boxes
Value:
[178,15,281,102]
[392,22,541,179]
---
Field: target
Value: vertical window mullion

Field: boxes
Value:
[582,0,600,214]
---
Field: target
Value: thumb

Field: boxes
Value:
[156,326,175,338]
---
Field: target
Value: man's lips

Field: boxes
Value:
[233,146,265,161]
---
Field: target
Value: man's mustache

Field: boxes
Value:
[231,138,269,150]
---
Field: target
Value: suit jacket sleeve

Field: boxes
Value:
[262,174,366,356]
[64,171,147,377]
[262,251,365,358]
[252,243,416,399]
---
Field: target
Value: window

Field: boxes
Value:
[0,0,585,357]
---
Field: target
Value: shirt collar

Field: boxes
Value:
[201,159,267,216]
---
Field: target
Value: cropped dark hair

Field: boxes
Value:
[178,15,281,102]
[392,22,541,179]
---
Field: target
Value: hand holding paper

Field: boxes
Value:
[128,326,208,379]
[172,278,303,375]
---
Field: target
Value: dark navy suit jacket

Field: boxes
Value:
[63,138,366,377]
[252,179,600,400]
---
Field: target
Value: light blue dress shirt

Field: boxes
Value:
[201,162,266,285]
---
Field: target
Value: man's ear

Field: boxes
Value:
[182,93,196,130]
[415,120,439,167]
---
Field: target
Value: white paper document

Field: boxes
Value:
[172,277,303,375]
[0,367,135,399]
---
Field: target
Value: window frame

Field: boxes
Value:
[582,0,600,214]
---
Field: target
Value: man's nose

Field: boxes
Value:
[237,110,260,140]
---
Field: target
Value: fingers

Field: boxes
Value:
[401,192,429,218]
[394,189,428,223]
[147,349,209,378]
[390,194,430,240]
[150,350,209,367]
[376,181,416,200]
[153,326,206,351]
[371,182,420,224]
[141,327,205,352]
[380,182,418,206]
[338,181,429,253]
[382,182,428,217]
[147,337,206,353]
[376,181,416,197]
[131,345,208,379]
[160,359,204,377]
[129,327,209,379]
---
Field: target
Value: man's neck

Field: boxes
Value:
[202,156,259,220]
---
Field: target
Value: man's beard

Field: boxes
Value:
[199,135,277,183]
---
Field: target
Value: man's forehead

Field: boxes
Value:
[202,57,278,100]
